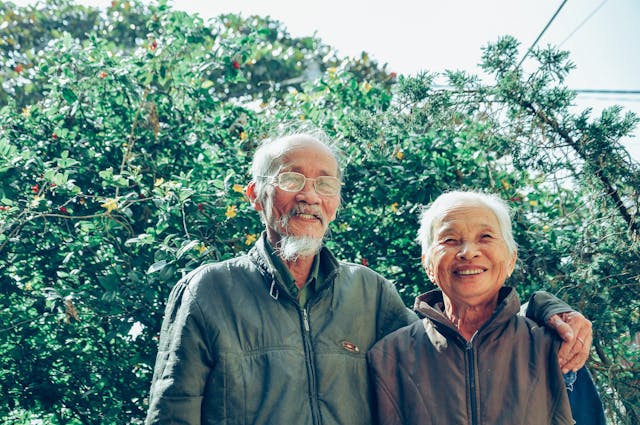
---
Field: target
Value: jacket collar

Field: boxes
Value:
[248,232,341,300]
[413,286,522,336]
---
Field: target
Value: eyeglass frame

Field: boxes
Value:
[259,171,342,196]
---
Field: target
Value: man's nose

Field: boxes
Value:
[296,179,321,203]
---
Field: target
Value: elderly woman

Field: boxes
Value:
[367,191,579,425]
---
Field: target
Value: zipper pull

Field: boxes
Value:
[303,308,310,332]
[269,280,279,300]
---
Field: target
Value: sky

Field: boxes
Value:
[13,0,640,159]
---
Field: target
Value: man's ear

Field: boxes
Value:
[246,181,263,211]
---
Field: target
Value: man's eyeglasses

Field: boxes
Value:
[264,171,341,196]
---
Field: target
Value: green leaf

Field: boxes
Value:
[62,87,78,104]
[176,240,200,259]
[98,274,119,292]
[147,260,169,274]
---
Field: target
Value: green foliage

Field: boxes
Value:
[1,2,638,424]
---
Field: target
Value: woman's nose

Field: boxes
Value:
[457,241,480,259]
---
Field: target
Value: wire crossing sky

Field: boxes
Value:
[13,0,640,159]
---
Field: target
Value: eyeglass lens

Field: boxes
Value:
[276,172,340,195]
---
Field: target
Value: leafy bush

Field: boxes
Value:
[1,1,638,423]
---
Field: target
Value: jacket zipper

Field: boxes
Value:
[466,340,478,425]
[301,307,321,425]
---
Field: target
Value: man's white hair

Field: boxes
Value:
[250,126,343,224]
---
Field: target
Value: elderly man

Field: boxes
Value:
[145,130,592,425]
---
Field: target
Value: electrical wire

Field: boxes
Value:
[558,0,609,47]
[517,0,569,68]
[576,89,640,95]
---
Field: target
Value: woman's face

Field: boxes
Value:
[425,203,517,308]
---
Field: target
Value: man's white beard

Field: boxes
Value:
[276,235,323,262]
[271,204,325,261]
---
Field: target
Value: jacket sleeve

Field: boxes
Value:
[523,290,574,324]
[567,366,607,425]
[377,278,418,341]
[367,348,405,425]
[145,279,213,425]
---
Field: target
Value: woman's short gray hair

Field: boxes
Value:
[417,190,517,259]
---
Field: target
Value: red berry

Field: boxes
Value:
[361,258,369,266]
[31,184,39,193]
[232,60,240,70]
[15,64,24,73]
[59,206,68,214]
[197,203,204,212]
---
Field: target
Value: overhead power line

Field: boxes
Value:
[518,0,569,68]
[576,89,640,95]
[558,0,609,47]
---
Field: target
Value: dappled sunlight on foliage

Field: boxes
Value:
[0,1,638,423]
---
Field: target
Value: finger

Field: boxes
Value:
[560,333,591,373]
[561,345,590,373]
[548,314,574,343]
[562,312,593,344]
[557,338,579,372]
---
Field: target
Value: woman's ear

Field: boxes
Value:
[507,250,518,277]
[246,181,263,211]
[422,254,436,283]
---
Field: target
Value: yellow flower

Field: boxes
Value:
[299,115,305,121]
[245,233,258,246]
[21,106,32,117]
[501,179,510,190]
[30,194,43,208]
[542,225,550,232]
[240,131,248,141]
[529,200,538,207]
[395,151,404,160]
[232,184,245,193]
[225,205,237,218]
[101,198,119,213]
[390,202,399,213]
[154,178,164,187]
[198,244,207,254]
[327,67,337,74]
[362,82,372,93]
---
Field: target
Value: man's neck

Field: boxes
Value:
[283,255,315,289]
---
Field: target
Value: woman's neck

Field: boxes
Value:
[443,297,497,341]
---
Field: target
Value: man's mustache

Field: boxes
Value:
[283,204,324,224]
